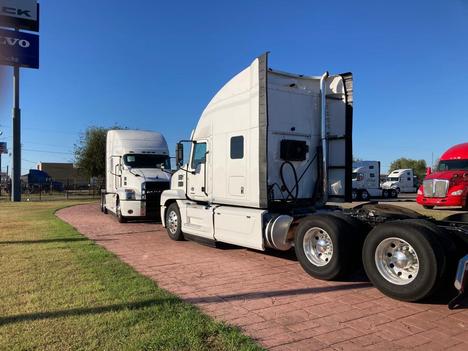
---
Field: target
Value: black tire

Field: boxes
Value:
[352,189,358,201]
[101,194,108,214]
[361,190,370,201]
[403,219,458,295]
[396,187,400,194]
[362,221,446,302]
[382,189,389,199]
[423,205,434,210]
[294,214,354,280]
[327,212,371,270]
[165,202,184,241]
[390,189,398,198]
[116,199,127,223]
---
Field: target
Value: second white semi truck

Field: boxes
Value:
[160,54,468,307]
[102,130,171,222]
[382,168,418,193]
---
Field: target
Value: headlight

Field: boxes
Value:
[125,189,136,200]
[417,188,423,195]
[451,190,463,196]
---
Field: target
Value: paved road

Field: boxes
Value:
[57,204,468,351]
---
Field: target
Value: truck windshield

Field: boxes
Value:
[123,154,170,169]
[387,177,399,181]
[437,159,468,171]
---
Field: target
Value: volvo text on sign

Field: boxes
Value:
[0,0,39,32]
[0,28,39,68]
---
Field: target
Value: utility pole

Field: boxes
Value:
[12,65,21,201]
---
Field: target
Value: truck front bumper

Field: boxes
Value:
[119,199,146,217]
[416,194,463,207]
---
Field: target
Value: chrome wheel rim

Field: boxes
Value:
[167,210,178,234]
[362,192,369,200]
[375,237,419,285]
[303,227,333,267]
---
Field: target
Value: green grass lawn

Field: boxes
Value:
[0,201,262,351]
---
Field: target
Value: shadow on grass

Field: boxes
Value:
[0,238,115,245]
[0,298,178,326]
[185,282,373,304]
[0,238,88,245]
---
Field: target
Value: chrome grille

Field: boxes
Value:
[423,179,449,198]
[423,180,433,197]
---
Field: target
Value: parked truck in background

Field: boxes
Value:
[382,168,418,193]
[101,130,171,222]
[21,169,64,193]
[160,54,468,306]
[417,143,468,210]
[352,161,397,200]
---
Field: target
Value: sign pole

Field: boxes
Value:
[12,65,21,202]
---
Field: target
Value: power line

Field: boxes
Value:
[22,148,74,155]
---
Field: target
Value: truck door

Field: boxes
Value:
[187,141,209,202]
[183,140,214,239]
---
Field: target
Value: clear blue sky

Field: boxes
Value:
[0,0,467,174]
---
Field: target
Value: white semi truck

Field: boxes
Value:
[160,54,468,307]
[382,168,418,193]
[102,130,171,222]
[352,161,398,200]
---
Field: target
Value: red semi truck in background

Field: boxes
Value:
[417,143,468,210]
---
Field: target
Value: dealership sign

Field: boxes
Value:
[0,0,39,32]
[0,142,7,154]
[0,28,39,68]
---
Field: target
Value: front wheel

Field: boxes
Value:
[294,215,353,280]
[362,221,446,301]
[361,190,370,201]
[390,189,398,198]
[116,200,127,223]
[165,203,184,241]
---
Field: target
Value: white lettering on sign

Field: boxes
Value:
[0,36,30,48]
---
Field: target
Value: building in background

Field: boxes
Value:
[36,162,89,189]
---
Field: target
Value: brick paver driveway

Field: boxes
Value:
[57,204,468,351]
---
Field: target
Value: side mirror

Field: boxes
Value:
[176,142,184,168]
[426,167,432,176]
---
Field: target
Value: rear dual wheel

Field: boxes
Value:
[294,214,363,280]
[362,220,451,301]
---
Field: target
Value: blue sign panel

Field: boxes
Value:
[0,28,39,69]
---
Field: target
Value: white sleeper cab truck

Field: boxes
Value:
[382,169,418,193]
[352,161,398,200]
[160,54,468,307]
[102,130,171,222]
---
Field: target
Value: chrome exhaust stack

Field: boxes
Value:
[320,72,329,205]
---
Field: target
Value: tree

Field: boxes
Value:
[74,126,122,184]
[389,158,427,180]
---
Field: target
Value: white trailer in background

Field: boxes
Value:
[159,54,468,306]
[102,130,171,222]
[352,161,397,200]
[382,168,418,193]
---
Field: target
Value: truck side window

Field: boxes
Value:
[230,136,244,159]
[370,173,375,178]
[191,142,207,169]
